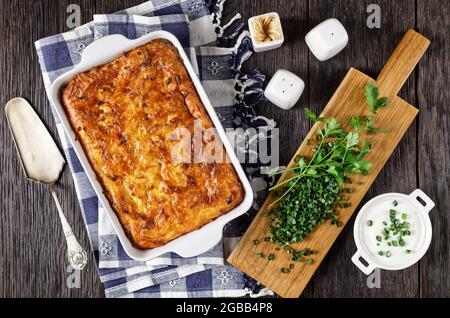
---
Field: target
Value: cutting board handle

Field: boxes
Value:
[376,29,430,98]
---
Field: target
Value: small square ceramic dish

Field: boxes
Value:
[49,31,253,261]
[248,12,284,53]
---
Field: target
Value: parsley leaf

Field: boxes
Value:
[346,131,359,148]
[365,81,388,114]
[365,82,378,112]
[304,108,326,122]
[350,115,387,135]
[350,116,363,131]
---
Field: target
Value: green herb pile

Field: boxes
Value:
[254,81,388,270]
[265,81,388,246]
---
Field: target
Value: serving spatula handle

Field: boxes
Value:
[50,184,88,270]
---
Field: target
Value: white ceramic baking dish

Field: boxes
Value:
[352,189,435,275]
[49,31,253,261]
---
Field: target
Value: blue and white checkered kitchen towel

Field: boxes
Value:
[35,0,275,298]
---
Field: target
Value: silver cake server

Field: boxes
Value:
[5,97,88,270]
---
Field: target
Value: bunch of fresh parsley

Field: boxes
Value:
[259,81,388,267]
[266,109,373,245]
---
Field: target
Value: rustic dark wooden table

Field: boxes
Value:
[0,0,448,298]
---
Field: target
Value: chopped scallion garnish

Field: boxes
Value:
[389,209,396,218]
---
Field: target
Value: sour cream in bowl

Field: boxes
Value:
[352,189,434,274]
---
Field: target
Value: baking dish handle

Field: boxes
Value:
[173,225,224,258]
[409,189,435,214]
[78,34,132,70]
[351,251,376,275]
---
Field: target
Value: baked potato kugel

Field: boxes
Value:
[62,39,244,249]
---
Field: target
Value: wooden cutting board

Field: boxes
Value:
[227,29,430,298]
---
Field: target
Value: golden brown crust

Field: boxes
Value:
[62,39,244,249]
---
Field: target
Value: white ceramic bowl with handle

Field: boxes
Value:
[49,31,254,261]
[352,189,435,275]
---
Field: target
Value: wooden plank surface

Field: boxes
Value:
[416,0,450,298]
[0,0,448,298]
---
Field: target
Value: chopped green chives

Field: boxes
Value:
[305,258,314,265]
[281,268,290,274]
[378,251,384,256]
[375,208,413,254]
[393,200,398,207]
[367,220,373,226]
[389,209,396,218]
[256,253,264,258]
[253,239,260,245]
[268,253,275,261]
[289,264,294,269]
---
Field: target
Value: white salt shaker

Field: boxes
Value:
[248,12,284,53]
[264,69,305,110]
[305,18,348,61]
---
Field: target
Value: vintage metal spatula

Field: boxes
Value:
[5,97,88,270]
